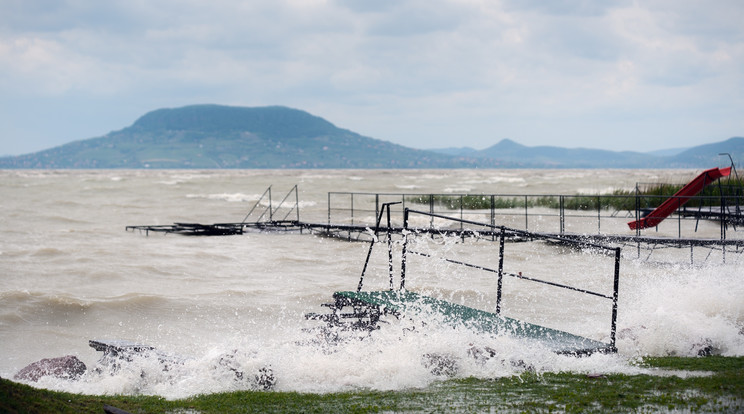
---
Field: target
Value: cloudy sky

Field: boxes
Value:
[1,0,742,155]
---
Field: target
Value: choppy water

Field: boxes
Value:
[1,169,742,398]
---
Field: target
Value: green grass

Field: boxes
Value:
[2,356,743,413]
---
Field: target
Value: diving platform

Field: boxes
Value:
[330,290,614,355]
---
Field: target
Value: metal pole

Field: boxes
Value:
[387,205,394,291]
[610,247,621,351]
[294,185,300,223]
[491,195,495,241]
[635,185,640,237]
[721,191,727,241]
[400,208,409,291]
[496,227,505,315]
[268,187,273,222]
[690,242,694,266]
[695,174,710,233]
[357,204,388,292]
[678,197,682,239]
[429,194,434,232]
[723,243,726,264]
[375,194,380,225]
[635,186,641,258]
[460,195,464,237]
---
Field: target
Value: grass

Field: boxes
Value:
[2,356,743,413]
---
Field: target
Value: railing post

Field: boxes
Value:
[610,247,621,351]
[375,194,380,225]
[327,193,331,226]
[678,197,682,239]
[496,227,505,315]
[597,195,601,234]
[635,187,641,258]
[387,205,394,290]
[559,195,565,234]
[357,202,391,292]
[460,195,464,237]
[268,187,273,222]
[721,196,727,241]
[491,195,496,241]
[690,242,694,265]
[400,208,409,291]
[524,195,528,231]
[723,243,726,264]
[429,194,434,231]
[635,185,641,238]
[294,185,300,223]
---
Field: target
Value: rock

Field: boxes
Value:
[255,367,276,391]
[467,345,497,364]
[215,350,276,390]
[692,339,718,357]
[422,353,459,377]
[103,405,134,414]
[14,355,87,382]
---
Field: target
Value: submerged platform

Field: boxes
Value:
[332,290,615,355]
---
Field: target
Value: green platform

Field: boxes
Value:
[334,290,614,355]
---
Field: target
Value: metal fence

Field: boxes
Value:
[327,191,743,242]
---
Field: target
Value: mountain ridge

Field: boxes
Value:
[0,104,741,169]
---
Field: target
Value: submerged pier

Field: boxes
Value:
[126,184,744,264]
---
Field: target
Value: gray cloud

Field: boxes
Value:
[0,0,742,155]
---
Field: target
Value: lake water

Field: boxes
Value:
[1,169,742,398]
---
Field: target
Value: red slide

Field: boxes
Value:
[628,167,731,230]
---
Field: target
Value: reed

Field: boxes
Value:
[406,177,744,212]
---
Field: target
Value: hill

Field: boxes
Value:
[0,105,495,169]
[0,104,740,169]
[665,137,744,168]
[430,138,743,169]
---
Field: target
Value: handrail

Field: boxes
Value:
[398,208,621,350]
[241,185,301,224]
[273,185,300,222]
[357,202,401,292]
[327,191,743,243]
[241,186,272,224]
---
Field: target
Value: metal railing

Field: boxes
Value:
[327,191,743,242]
[376,208,622,352]
[242,185,300,224]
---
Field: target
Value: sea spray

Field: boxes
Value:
[2,169,742,399]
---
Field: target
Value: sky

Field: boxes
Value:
[1,0,743,156]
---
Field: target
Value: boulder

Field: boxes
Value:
[14,355,87,382]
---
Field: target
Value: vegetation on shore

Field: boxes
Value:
[2,356,742,413]
[406,177,744,212]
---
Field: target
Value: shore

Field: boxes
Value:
[2,356,743,413]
